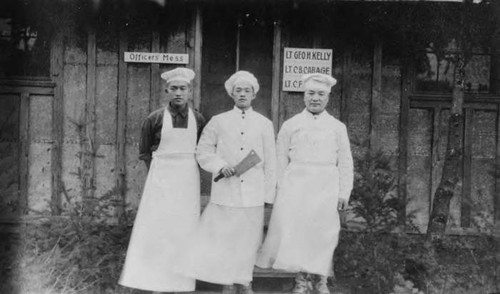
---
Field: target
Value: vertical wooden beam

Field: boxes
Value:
[271,19,282,134]
[83,29,97,214]
[19,92,30,214]
[490,0,500,96]
[496,103,500,224]
[398,61,412,226]
[236,17,242,72]
[341,50,352,124]
[312,34,321,49]
[191,6,203,111]
[150,30,160,112]
[430,107,442,214]
[278,26,289,128]
[491,0,500,229]
[491,54,500,95]
[461,108,473,228]
[116,31,128,222]
[50,30,64,215]
[370,40,383,151]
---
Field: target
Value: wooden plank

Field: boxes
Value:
[398,61,412,226]
[115,31,128,223]
[150,30,160,112]
[278,26,289,128]
[271,19,282,134]
[0,79,55,88]
[50,30,64,215]
[253,266,295,278]
[83,29,97,214]
[410,94,500,104]
[429,107,442,214]
[496,104,500,224]
[340,50,352,124]
[490,1,500,96]
[370,40,383,151]
[18,92,30,214]
[0,80,55,95]
[409,100,497,111]
[192,6,203,111]
[461,108,473,228]
[312,33,321,48]
[0,86,54,96]
[235,18,241,71]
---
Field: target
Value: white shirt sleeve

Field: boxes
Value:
[196,117,228,174]
[337,123,354,201]
[262,120,277,204]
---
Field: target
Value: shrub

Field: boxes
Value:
[334,146,500,294]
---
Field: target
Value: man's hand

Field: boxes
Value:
[220,166,235,178]
[337,198,348,211]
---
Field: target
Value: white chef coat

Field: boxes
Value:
[256,109,354,276]
[276,109,353,201]
[196,107,277,207]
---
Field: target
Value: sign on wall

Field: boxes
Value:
[283,47,333,92]
[124,52,189,64]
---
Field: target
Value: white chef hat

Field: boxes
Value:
[161,67,195,84]
[224,71,260,96]
[302,73,337,92]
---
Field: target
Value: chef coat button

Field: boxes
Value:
[241,179,244,183]
[240,147,243,150]
[241,132,244,135]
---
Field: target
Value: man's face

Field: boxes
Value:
[165,80,191,107]
[231,81,256,110]
[303,81,330,114]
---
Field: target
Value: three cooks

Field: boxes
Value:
[120,67,353,294]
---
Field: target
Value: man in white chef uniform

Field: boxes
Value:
[119,67,205,293]
[178,71,276,294]
[256,73,353,294]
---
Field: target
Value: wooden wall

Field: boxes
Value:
[0,1,499,234]
[0,4,202,223]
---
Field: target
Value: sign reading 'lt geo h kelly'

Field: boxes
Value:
[283,47,333,92]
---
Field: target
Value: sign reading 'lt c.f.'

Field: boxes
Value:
[283,47,333,92]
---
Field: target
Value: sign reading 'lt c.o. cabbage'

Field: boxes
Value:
[283,47,333,92]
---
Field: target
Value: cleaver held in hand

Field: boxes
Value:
[214,149,262,182]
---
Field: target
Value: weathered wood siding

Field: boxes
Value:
[1,2,499,235]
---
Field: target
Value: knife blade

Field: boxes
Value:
[214,149,262,182]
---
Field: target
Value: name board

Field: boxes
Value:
[124,52,189,64]
[282,47,333,92]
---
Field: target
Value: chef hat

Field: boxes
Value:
[302,73,337,92]
[161,67,195,84]
[224,71,260,96]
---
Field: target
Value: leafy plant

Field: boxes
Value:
[334,145,499,294]
[2,118,137,294]
[335,146,413,293]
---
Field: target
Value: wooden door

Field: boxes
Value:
[200,4,274,196]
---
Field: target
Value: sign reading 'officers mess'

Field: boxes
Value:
[124,52,189,64]
[283,48,333,92]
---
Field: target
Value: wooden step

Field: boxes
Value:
[194,278,351,294]
[253,266,296,278]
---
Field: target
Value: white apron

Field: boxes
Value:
[256,123,341,276]
[174,203,264,286]
[119,108,200,292]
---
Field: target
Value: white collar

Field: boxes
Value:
[233,106,253,114]
[303,109,328,119]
